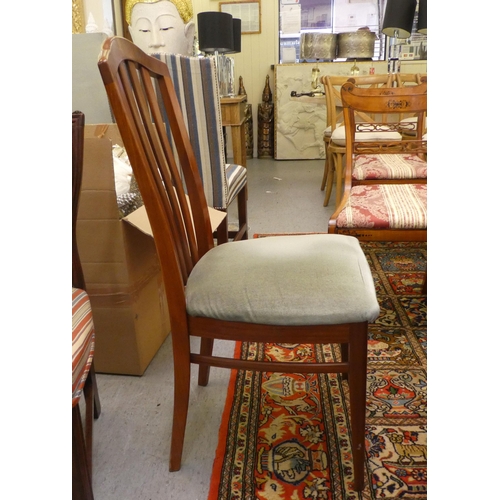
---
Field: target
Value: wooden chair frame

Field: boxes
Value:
[98,36,377,491]
[328,82,427,242]
[72,111,102,500]
[322,74,393,208]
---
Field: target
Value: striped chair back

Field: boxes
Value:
[157,54,228,210]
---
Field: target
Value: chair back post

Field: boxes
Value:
[98,36,214,331]
[72,111,86,290]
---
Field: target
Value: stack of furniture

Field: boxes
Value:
[328,81,427,243]
[322,73,427,208]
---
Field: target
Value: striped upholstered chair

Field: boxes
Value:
[72,111,101,500]
[155,53,248,244]
[328,82,427,241]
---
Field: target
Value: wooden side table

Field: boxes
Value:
[220,95,247,167]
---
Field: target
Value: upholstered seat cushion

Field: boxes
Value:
[352,154,427,181]
[225,163,247,207]
[186,234,380,326]
[331,125,402,146]
[323,125,332,138]
[337,184,427,230]
[72,288,95,407]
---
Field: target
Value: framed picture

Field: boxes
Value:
[219,1,261,34]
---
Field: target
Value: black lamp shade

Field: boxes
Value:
[197,11,234,53]
[417,0,427,34]
[226,18,241,54]
[382,0,417,38]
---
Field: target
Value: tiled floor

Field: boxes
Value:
[91,158,335,499]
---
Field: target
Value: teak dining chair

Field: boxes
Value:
[72,111,101,500]
[328,82,427,241]
[98,36,380,492]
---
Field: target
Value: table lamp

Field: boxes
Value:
[382,0,417,73]
[197,11,234,96]
[226,18,241,55]
[417,0,427,34]
[300,33,337,97]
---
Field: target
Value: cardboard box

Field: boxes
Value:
[77,124,169,375]
[78,124,226,376]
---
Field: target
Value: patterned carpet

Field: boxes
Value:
[208,240,427,500]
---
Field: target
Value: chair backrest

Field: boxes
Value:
[322,74,394,132]
[396,73,426,87]
[155,53,229,210]
[341,81,427,159]
[394,74,427,123]
[72,110,86,290]
[98,36,213,330]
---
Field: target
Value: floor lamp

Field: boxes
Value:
[382,0,417,74]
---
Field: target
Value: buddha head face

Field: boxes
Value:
[126,0,195,56]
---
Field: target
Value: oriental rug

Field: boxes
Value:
[208,238,427,500]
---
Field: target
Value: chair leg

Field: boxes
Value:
[198,337,214,386]
[237,185,248,241]
[216,215,229,245]
[83,363,100,477]
[334,153,345,210]
[340,343,348,381]
[323,151,336,207]
[73,405,94,500]
[348,323,368,492]
[321,140,329,191]
[89,364,101,419]
[83,378,94,478]
[169,335,192,472]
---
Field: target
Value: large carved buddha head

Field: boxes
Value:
[125,0,195,56]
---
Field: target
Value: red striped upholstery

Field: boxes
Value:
[72,287,95,407]
[337,184,427,229]
[352,154,427,181]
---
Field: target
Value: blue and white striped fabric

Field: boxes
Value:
[155,54,246,211]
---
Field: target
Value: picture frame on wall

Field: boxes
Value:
[219,1,261,34]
